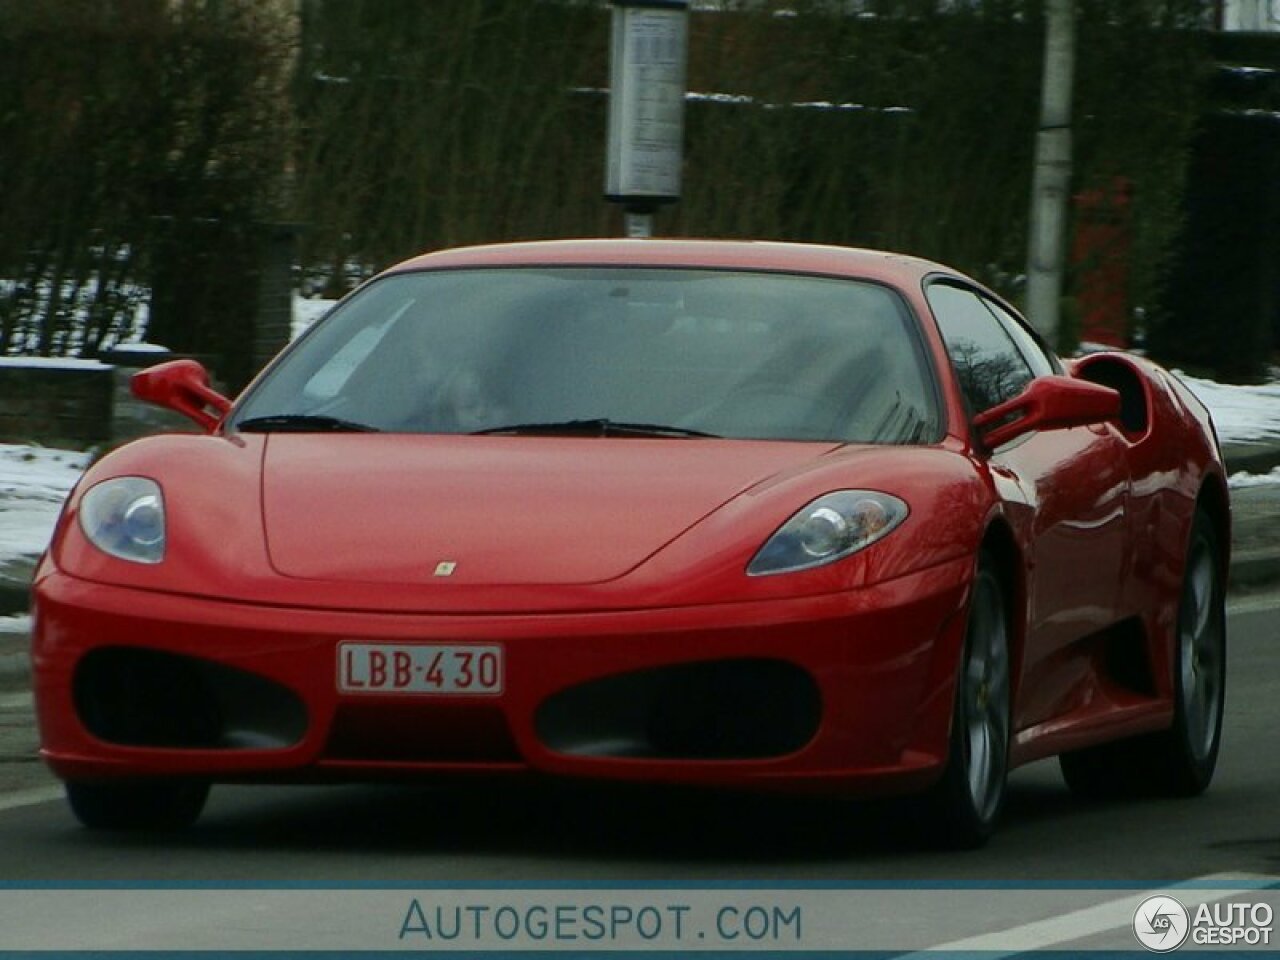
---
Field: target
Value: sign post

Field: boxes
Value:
[605,1,689,238]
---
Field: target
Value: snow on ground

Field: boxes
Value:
[1,355,1279,583]
[0,444,91,562]
[0,356,113,371]
[1229,465,1280,488]
[1176,371,1280,444]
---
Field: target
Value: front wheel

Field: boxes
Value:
[65,779,210,831]
[927,551,1011,848]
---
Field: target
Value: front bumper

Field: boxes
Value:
[32,558,971,795]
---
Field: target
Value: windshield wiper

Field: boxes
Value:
[472,418,719,438]
[236,414,381,433]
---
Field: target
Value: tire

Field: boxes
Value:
[1060,508,1225,798]
[928,551,1012,848]
[65,779,210,831]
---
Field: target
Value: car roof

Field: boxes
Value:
[386,238,953,287]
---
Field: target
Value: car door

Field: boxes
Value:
[926,281,1131,733]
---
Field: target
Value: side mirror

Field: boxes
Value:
[973,375,1120,450]
[130,359,232,433]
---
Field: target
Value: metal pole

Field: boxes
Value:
[1025,0,1075,346]
[624,212,654,238]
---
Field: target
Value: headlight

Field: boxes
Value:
[78,477,166,564]
[748,490,907,576]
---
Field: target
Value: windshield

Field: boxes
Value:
[232,267,940,444]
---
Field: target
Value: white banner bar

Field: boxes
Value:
[0,880,1275,952]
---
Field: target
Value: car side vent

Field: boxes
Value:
[1076,356,1150,436]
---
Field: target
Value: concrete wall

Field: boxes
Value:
[0,351,197,451]
[0,359,115,449]
[106,349,205,445]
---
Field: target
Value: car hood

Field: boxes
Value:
[261,435,840,586]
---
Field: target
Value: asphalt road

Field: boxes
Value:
[0,592,1276,885]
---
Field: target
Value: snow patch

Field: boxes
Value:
[0,356,112,372]
[0,444,92,561]
[1175,371,1280,445]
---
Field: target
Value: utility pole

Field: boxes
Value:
[1025,0,1075,346]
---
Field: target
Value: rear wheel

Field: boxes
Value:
[1162,510,1227,793]
[65,779,210,831]
[928,551,1011,848]
[1060,508,1225,797]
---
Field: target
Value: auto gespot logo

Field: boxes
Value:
[1134,895,1275,952]
[1133,896,1190,952]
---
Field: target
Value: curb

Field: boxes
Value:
[1228,547,1280,591]
[0,581,29,618]
[1223,443,1280,479]
[0,557,36,617]
[0,649,28,690]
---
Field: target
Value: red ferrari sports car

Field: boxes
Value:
[31,239,1228,846]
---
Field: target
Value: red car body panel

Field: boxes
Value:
[31,239,1229,798]
[258,436,846,587]
[34,557,971,792]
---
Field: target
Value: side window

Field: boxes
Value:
[927,283,1035,415]
[982,297,1058,378]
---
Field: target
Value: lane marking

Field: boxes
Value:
[902,872,1280,956]
[0,785,62,813]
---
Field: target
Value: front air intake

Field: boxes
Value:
[535,658,821,760]
[73,647,307,750]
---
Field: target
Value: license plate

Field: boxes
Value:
[338,643,504,695]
